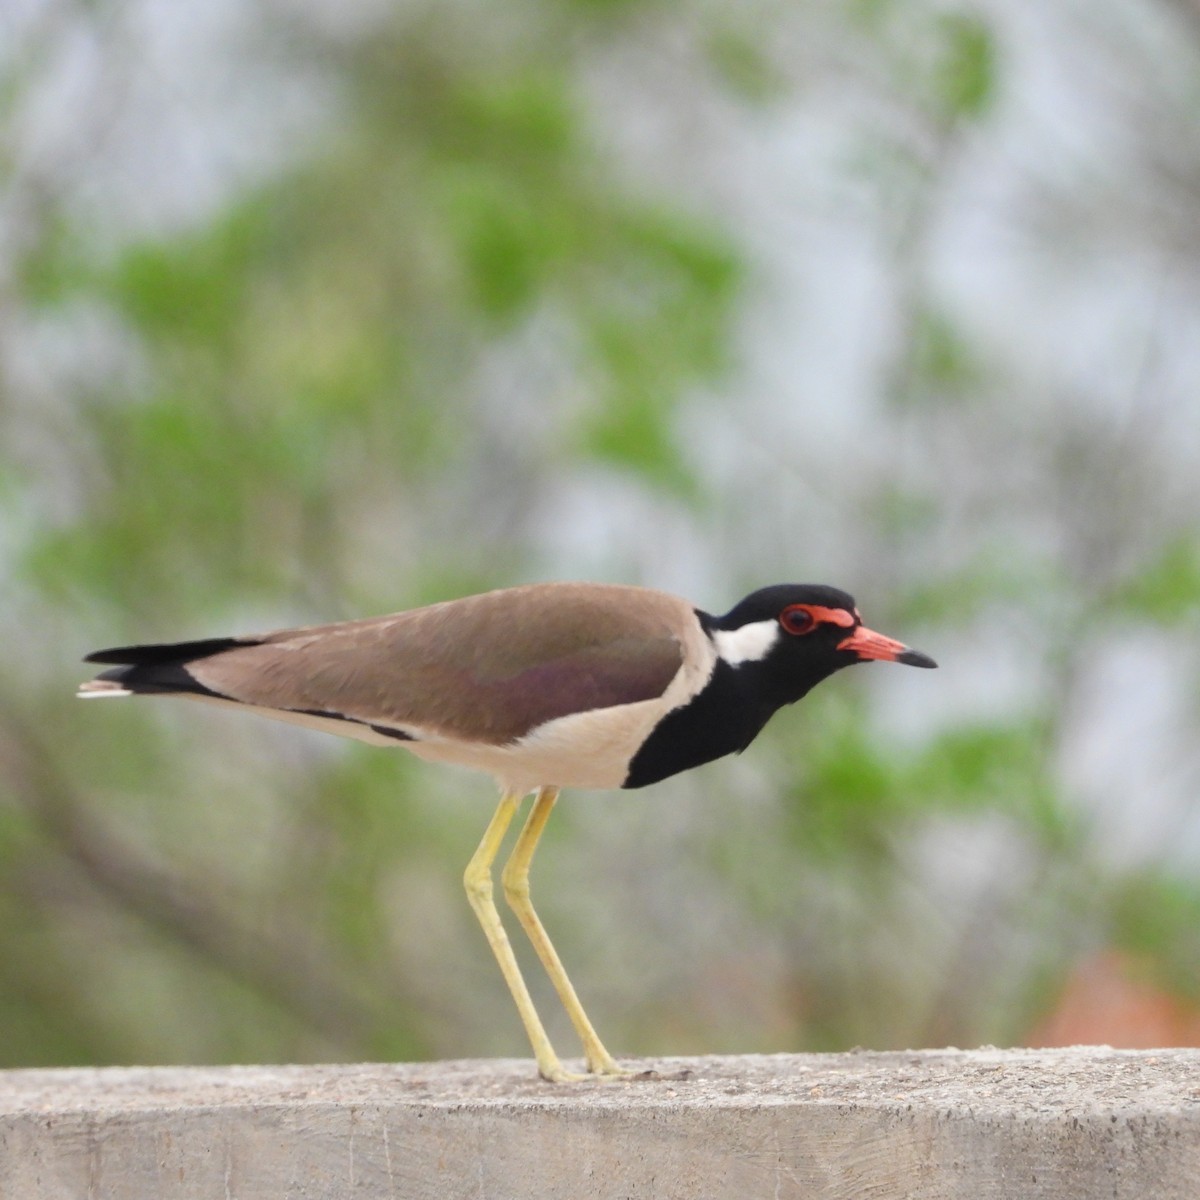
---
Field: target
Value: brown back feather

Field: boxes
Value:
[187,583,691,744]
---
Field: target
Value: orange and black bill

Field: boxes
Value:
[839,626,937,669]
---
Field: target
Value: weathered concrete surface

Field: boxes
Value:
[1,1048,1198,1199]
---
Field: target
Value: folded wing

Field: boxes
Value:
[80,583,689,747]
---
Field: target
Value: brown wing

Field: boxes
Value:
[184,582,690,744]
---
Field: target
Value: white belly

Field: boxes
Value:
[401,698,667,794]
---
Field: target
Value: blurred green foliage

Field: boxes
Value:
[933,13,996,120]
[3,0,1200,1070]
[1108,536,1200,626]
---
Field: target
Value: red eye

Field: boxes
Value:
[779,605,816,636]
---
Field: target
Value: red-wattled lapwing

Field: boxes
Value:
[78,581,935,1082]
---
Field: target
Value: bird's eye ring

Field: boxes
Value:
[779,605,816,636]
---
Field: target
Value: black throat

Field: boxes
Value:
[622,607,855,789]
[622,658,773,789]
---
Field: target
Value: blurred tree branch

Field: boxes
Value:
[0,701,394,1054]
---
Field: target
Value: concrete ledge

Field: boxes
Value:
[2,1048,1199,1199]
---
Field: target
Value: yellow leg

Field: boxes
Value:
[501,786,633,1077]
[463,790,582,1083]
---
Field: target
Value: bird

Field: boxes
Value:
[77,580,936,1082]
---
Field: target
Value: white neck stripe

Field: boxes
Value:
[712,619,779,666]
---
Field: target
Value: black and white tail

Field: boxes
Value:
[77,638,248,699]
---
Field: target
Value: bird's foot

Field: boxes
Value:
[538,1063,591,1084]
[586,1056,695,1083]
[536,1048,695,1084]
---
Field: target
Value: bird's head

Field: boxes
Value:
[709,583,936,707]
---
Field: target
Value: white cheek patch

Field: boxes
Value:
[713,619,779,666]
